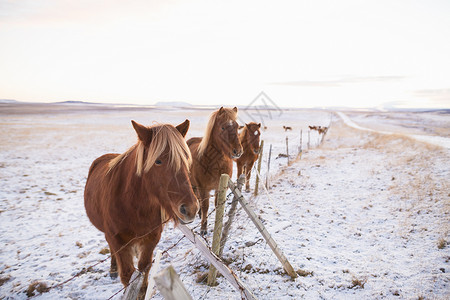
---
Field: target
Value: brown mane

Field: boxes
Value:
[197,108,237,158]
[108,124,191,176]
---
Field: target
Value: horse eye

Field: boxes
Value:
[155,159,162,165]
[221,127,225,130]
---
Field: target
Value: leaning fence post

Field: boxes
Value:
[228,180,298,279]
[208,173,229,286]
[220,174,245,257]
[177,224,257,299]
[154,266,193,300]
[254,140,264,196]
[122,270,144,300]
[266,144,272,189]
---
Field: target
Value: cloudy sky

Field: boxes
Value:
[0,0,449,108]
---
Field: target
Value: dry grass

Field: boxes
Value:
[437,238,447,249]
[26,281,49,297]
[349,276,367,289]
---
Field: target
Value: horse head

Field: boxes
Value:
[131,120,199,224]
[213,107,243,159]
[245,122,261,155]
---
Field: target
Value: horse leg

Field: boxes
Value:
[237,161,243,179]
[110,252,118,279]
[246,161,255,192]
[108,235,135,286]
[192,186,202,219]
[137,233,161,300]
[199,188,210,235]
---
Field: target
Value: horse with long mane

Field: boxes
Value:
[84,120,198,297]
[187,107,243,235]
[236,122,261,192]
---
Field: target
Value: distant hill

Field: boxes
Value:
[154,101,193,107]
[55,100,99,105]
[0,99,18,103]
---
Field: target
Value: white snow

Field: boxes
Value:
[0,105,448,299]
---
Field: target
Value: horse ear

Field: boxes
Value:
[233,107,238,112]
[176,119,190,138]
[218,107,224,114]
[131,120,152,144]
[257,123,261,128]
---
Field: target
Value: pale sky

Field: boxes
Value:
[1,0,449,109]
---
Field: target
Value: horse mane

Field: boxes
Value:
[197,108,237,158]
[239,124,249,144]
[108,124,192,176]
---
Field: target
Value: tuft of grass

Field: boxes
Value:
[75,241,83,248]
[438,238,447,249]
[296,269,313,277]
[0,276,11,286]
[26,281,49,297]
[99,247,110,255]
[349,276,367,289]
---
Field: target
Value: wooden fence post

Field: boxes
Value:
[208,174,229,286]
[144,250,162,300]
[298,130,302,158]
[122,270,144,300]
[254,140,264,196]
[228,180,298,279]
[307,130,310,149]
[177,224,257,300]
[154,266,193,300]
[266,144,272,189]
[220,174,245,257]
[285,137,289,165]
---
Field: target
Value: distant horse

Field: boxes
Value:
[236,122,261,192]
[187,107,243,235]
[84,120,198,297]
[318,126,328,135]
[283,126,292,131]
[309,125,328,135]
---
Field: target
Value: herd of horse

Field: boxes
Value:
[309,125,328,135]
[83,107,261,296]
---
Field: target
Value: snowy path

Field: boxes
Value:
[337,111,450,149]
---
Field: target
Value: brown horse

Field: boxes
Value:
[236,122,261,192]
[187,107,243,235]
[84,120,198,297]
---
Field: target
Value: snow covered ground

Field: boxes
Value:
[0,104,448,299]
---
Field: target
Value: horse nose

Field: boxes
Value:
[179,204,187,216]
[178,202,197,224]
[233,148,242,158]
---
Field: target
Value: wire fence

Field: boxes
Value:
[42,124,330,299]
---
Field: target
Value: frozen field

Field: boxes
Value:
[0,103,449,299]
